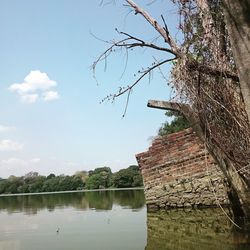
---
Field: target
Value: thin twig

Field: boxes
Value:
[122,89,132,117]
[114,57,176,98]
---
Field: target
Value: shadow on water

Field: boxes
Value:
[0,189,145,215]
[145,208,250,250]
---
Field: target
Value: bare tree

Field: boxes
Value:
[93,0,250,219]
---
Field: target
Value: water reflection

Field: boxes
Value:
[0,190,147,250]
[0,190,145,215]
[0,191,250,250]
[146,209,250,250]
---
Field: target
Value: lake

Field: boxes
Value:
[0,189,249,250]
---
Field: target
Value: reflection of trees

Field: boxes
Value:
[86,191,113,210]
[113,190,145,209]
[0,190,145,214]
[0,193,88,214]
[146,209,250,250]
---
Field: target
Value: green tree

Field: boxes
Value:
[86,167,112,189]
[46,173,56,180]
[71,175,85,190]
[158,111,190,136]
[133,174,143,187]
[0,172,86,194]
[74,170,88,183]
[42,177,60,192]
[0,180,8,194]
[86,174,103,189]
[28,176,46,193]
[112,165,143,188]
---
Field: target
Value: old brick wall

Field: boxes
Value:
[136,128,229,209]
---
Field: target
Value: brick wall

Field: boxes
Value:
[136,128,229,210]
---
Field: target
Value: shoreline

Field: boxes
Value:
[0,187,144,197]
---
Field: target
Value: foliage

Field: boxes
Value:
[74,171,88,182]
[86,167,112,189]
[86,174,103,189]
[158,111,190,136]
[0,174,85,194]
[0,166,143,194]
[112,165,143,188]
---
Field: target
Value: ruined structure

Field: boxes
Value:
[136,128,229,210]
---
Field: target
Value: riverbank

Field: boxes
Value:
[0,187,144,197]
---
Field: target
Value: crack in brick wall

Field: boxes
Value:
[136,128,229,210]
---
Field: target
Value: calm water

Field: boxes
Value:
[0,189,249,250]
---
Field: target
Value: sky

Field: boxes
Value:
[0,0,178,178]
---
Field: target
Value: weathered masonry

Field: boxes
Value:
[136,128,229,210]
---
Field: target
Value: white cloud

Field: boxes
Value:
[30,158,41,164]
[9,70,59,103]
[9,70,56,94]
[20,93,39,103]
[43,91,60,101]
[0,158,41,177]
[1,158,40,166]
[0,140,23,151]
[0,125,15,133]
[1,158,27,166]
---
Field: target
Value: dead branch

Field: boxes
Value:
[113,57,176,98]
[92,30,177,80]
[126,0,182,56]
[92,37,131,77]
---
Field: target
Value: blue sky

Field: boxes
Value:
[0,0,178,177]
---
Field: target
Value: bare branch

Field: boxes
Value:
[119,47,129,80]
[92,31,177,81]
[122,88,132,117]
[117,30,145,43]
[113,58,176,98]
[126,0,181,56]
[115,29,177,55]
[116,42,177,54]
[92,37,132,79]
[161,15,170,40]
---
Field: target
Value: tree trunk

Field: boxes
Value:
[222,0,250,121]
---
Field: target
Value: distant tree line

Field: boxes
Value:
[0,165,143,194]
[86,165,143,189]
